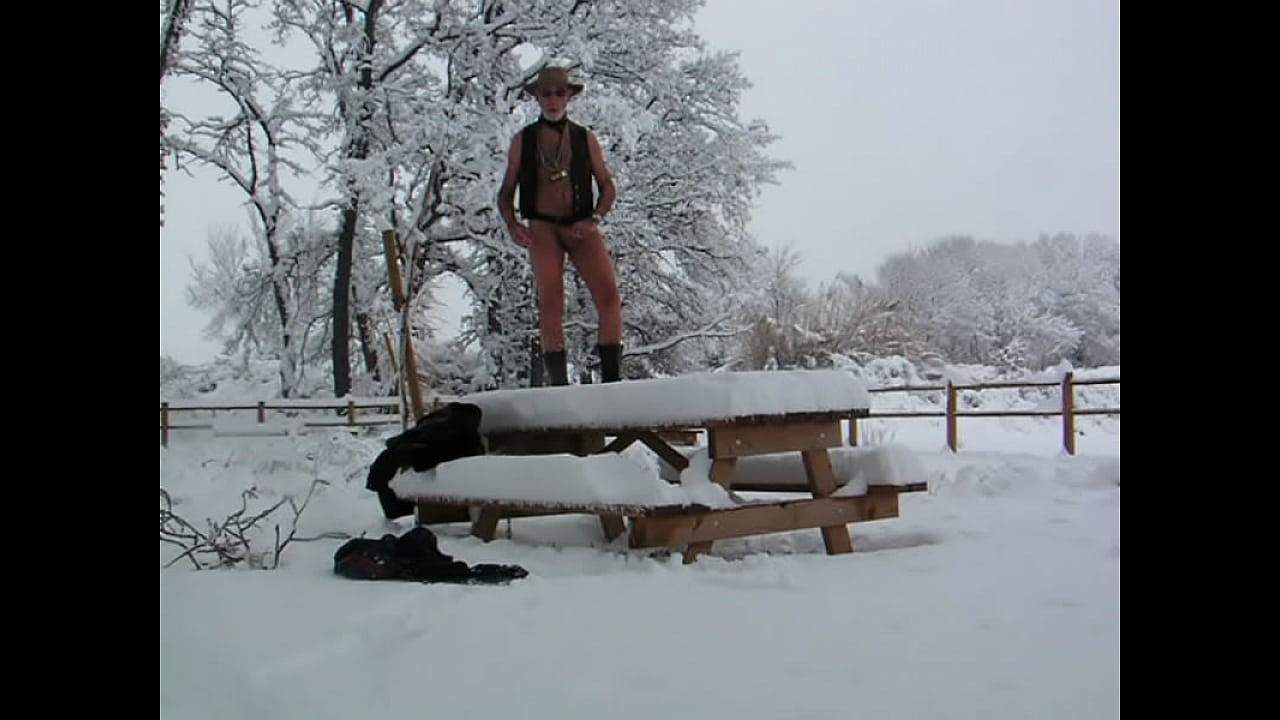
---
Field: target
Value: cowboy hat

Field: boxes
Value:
[523,66,584,97]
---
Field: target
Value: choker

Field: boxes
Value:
[540,115,568,130]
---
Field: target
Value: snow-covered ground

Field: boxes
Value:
[160,363,1119,720]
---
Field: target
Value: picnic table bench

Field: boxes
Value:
[391,370,926,563]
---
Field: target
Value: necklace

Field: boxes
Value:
[537,122,568,182]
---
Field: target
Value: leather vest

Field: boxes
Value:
[518,119,594,221]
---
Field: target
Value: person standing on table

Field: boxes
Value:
[497,65,623,386]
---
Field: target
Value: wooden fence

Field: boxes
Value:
[160,372,1118,453]
[851,372,1119,454]
[158,397,414,447]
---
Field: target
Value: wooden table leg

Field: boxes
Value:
[682,543,708,564]
[600,514,627,541]
[679,457,738,563]
[471,507,502,542]
[802,448,854,554]
[709,457,737,489]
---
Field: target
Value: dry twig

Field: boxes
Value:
[159,478,327,570]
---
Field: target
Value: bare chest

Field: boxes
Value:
[533,127,575,213]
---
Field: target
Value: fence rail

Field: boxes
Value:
[159,397,409,446]
[853,371,1119,454]
[160,373,1118,454]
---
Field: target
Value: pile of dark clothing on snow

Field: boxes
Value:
[333,526,527,585]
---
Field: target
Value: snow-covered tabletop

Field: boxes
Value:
[458,369,871,434]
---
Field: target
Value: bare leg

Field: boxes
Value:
[565,226,622,345]
[527,221,567,350]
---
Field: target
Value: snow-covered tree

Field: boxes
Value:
[734,246,927,371]
[735,244,808,370]
[164,0,327,395]
[879,236,998,362]
[805,274,928,363]
[161,0,195,226]
[186,219,336,397]
[561,22,789,380]
[875,234,1119,369]
[166,0,787,393]
[1032,232,1120,366]
[391,0,791,387]
[268,0,439,398]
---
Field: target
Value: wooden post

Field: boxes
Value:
[382,332,400,376]
[1061,371,1076,455]
[257,400,266,424]
[848,416,859,446]
[383,332,409,429]
[946,382,958,452]
[161,402,170,447]
[400,322,426,421]
[384,229,406,310]
[347,400,357,426]
[383,230,426,420]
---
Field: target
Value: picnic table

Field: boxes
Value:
[392,370,926,563]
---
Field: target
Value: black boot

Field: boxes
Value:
[597,343,622,383]
[543,350,569,386]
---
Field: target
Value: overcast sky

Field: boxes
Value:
[159,0,1119,365]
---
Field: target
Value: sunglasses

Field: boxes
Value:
[539,87,570,98]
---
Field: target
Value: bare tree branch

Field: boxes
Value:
[159,478,328,570]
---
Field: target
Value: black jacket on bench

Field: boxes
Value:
[365,402,485,519]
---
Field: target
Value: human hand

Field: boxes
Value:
[566,218,599,244]
[510,223,532,248]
